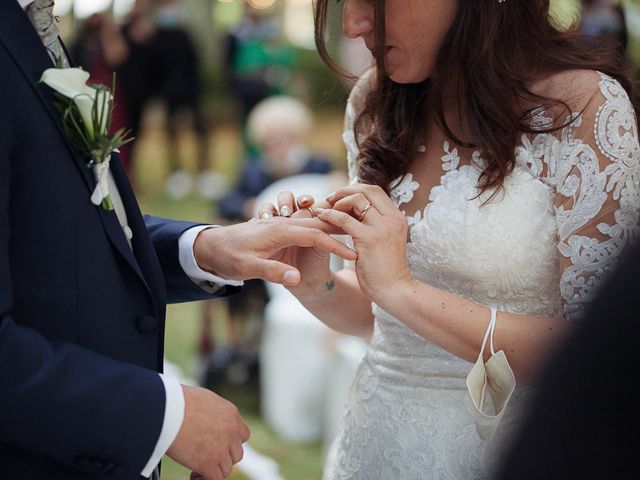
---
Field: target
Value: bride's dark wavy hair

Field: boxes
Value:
[314,0,638,193]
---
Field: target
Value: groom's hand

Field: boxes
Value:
[193,218,356,287]
[167,385,249,480]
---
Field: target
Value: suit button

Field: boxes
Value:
[136,315,158,334]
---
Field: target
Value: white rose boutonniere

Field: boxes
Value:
[40,67,133,211]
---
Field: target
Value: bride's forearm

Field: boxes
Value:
[377,279,573,385]
[295,269,374,338]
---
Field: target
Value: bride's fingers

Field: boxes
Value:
[327,184,396,216]
[257,202,278,219]
[332,193,383,221]
[296,194,316,209]
[316,208,367,238]
[277,191,296,217]
[254,203,348,235]
[285,216,349,235]
[294,197,336,219]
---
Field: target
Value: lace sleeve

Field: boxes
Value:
[343,68,375,184]
[552,72,640,320]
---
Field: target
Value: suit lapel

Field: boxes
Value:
[0,4,159,305]
[111,154,166,311]
[0,3,94,192]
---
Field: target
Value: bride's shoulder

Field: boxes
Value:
[531,69,630,115]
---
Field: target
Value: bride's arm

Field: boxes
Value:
[377,279,570,385]
[294,268,375,338]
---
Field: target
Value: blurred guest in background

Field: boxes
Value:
[116,0,157,181]
[223,2,296,155]
[153,0,214,200]
[580,0,628,58]
[199,95,334,389]
[70,12,132,171]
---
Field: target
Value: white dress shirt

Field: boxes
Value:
[18,1,243,475]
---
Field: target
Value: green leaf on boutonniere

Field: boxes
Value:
[40,68,134,211]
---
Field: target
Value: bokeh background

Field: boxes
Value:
[50,1,640,479]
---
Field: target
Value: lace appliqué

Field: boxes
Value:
[390,174,421,227]
[517,73,640,319]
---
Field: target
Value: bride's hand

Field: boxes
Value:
[318,184,415,305]
[256,192,345,299]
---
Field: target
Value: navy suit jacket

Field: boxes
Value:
[0,4,237,479]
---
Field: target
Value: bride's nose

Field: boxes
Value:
[343,1,373,39]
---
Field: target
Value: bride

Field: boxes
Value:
[258,0,640,478]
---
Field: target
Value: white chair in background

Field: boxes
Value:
[254,172,368,444]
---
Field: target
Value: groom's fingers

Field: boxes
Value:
[240,421,250,442]
[283,216,347,236]
[249,258,301,286]
[167,386,249,480]
[276,224,357,261]
[230,442,244,464]
[219,456,233,478]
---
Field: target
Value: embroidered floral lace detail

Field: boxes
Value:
[327,71,640,480]
[516,73,640,319]
[442,140,461,171]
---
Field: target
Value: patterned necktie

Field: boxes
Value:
[26,0,69,67]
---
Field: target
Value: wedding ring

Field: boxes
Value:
[307,205,317,218]
[360,203,374,221]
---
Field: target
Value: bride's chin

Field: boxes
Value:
[387,66,430,84]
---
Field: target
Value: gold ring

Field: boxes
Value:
[307,205,317,218]
[360,203,374,221]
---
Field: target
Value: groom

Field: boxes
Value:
[0,1,354,479]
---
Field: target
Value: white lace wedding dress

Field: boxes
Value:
[323,70,640,480]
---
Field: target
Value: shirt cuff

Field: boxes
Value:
[140,375,185,478]
[178,225,244,290]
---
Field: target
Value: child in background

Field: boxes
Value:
[199,95,334,388]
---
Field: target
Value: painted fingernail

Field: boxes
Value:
[260,211,273,219]
[297,195,312,207]
[280,205,292,217]
[326,192,336,202]
[283,270,299,285]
